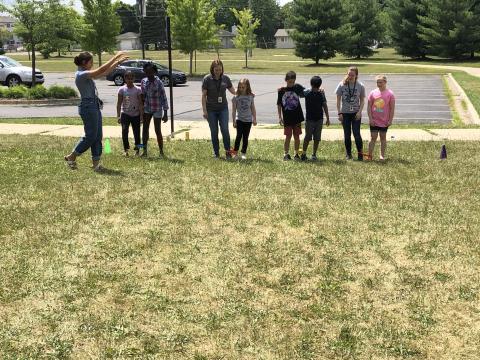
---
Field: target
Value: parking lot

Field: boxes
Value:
[0,73,452,124]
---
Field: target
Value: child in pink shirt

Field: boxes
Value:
[367,75,395,161]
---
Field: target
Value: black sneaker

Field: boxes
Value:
[283,154,292,161]
[357,153,363,161]
[294,154,300,161]
[301,153,307,161]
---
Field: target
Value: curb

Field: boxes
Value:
[0,98,79,106]
[446,73,480,125]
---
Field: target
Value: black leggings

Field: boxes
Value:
[121,113,141,150]
[234,121,252,153]
[142,113,163,150]
[341,113,363,155]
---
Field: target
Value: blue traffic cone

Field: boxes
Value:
[440,144,447,159]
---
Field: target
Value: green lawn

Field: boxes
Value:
[452,71,480,116]
[7,48,477,74]
[1,135,479,359]
[2,116,480,129]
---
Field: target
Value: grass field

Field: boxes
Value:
[452,72,480,116]
[1,135,479,359]
[7,48,477,74]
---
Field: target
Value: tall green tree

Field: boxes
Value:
[38,2,83,59]
[5,0,49,85]
[0,27,12,47]
[418,0,480,59]
[231,8,260,68]
[388,0,427,58]
[290,0,346,64]
[341,0,383,58]
[114,1,140,34]
[141,0,167,49]
[168,0,218,75]
[81,0,121,65]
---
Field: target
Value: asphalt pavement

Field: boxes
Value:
[0,73,452,124]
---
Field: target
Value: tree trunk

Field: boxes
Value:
[194,50,197,73]
[31,43,36,87]
[245,51,248,68]
[189,51,193,76]
[471,50,475,59]
[57,49,61,57]
[98,52,102,67]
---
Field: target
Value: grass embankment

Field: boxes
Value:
[8,48,475,74]
[1,136,479,359]
[452,71,480,116]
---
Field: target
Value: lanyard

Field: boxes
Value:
[215,75,223,94]
[347,81,356,99]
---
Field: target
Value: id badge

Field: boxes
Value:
[349,105,354,112]
[218,97,223,103]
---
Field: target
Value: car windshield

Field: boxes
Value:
[0,57,22,67]
[154,63,167,70]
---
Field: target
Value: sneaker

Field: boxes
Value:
[213,154,220,160]
[240,153,247,160]
[135,149,140,157]
[311,154,318,161]
[226,152,232,160]
[300,153,307,161]
[357,153,364,161]
[294,154,300,161]
[283,153,292,161]
[345,154,353,160]
[141,150,148,157]
[379,155,385,162]
[124,150,129,157]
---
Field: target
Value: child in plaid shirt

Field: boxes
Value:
[141,62,169,157]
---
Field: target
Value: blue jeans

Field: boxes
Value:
[74,99,103,161]
[207,108,230,156]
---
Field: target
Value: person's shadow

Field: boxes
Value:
[94,168,125,176]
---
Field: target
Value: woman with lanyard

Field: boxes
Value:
[64,51,128,171]
[335,66,366,160]
[201,59,236,159]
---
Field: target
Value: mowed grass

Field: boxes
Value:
[452,71,480,115]
[1,135,480,359]
[6,48,453,74]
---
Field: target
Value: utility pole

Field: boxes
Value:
[137,0,146,59]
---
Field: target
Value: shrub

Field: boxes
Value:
[5,85,28,99]
[47,85,77,99]
[0,87,5,98]
[28,85,48,99]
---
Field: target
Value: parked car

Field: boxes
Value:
[0,55,45,87]
[106,60,187,87]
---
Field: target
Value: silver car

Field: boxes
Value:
[0,55,45,87]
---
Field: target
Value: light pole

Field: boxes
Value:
[137,0,146,59]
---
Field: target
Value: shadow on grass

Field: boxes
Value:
[94,168,125,176]
[144,156,185,164]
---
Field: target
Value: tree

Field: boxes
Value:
[0,27,12,47]
[290,0,346,64]
[231,8,260,68]
[168,0,218,75]
[141,0,167,49]
[279,2,294,29]
[81,0,121,65]
[341,0,383,59]
[37,2,83,59]
[388,0,427,59]
[114,1,140,34]
[5,0,49,86]
[418,0,480,59]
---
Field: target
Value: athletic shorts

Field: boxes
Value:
[284,124,302,136]
[304,121,323,141]
[370,126,388,133]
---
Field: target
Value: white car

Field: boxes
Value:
[0,56,45,87]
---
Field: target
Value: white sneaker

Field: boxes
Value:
[240,153,247,160]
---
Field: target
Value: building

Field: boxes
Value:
[0,15,23,50]
[274,29,295,49]
[217,29,235,49]
[116,32,142,51]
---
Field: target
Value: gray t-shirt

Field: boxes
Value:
[335,81,365,114]
[232,95,254,122]
[202,74,233,111]
[75,68,96,99]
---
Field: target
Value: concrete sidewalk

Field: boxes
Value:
[1,122,480,141]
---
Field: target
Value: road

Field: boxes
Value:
[0,73,452,124]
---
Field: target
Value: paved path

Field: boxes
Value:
[1,122,479,142]
[0,74,452,125]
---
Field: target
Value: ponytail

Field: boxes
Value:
[74,52,93,67]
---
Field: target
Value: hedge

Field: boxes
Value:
[0,85,78,100]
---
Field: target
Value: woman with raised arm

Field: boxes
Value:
[64,51,129,171]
